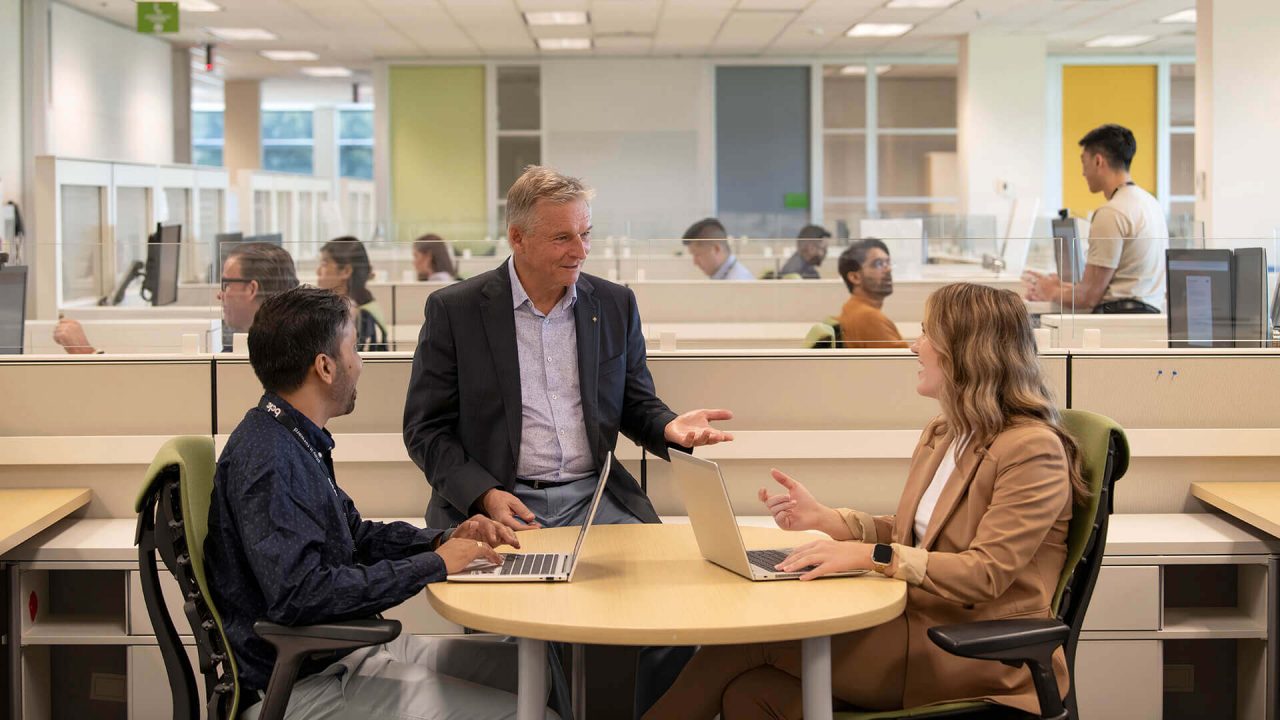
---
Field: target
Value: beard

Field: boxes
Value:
[333,365,358,417]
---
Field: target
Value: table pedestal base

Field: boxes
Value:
[803,635,834,720]
[518,638,547,720]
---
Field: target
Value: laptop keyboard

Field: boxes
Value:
[495,553,561,576]
[747,549,815,574]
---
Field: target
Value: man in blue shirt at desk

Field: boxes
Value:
[682,217,755,280]
[206,286,551,720]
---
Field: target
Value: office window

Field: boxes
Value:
[338,108,374,180]
[822,63,958,225]
[192,110,224,167]
[495,66,542,228]
[262,110,314,174]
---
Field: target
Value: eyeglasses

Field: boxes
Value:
[867,259,892,271]
[220,278,252,292]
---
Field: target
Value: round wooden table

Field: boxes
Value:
[428,523,907,720]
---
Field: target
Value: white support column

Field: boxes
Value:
[957,31,1047,240]
[0,0,23,206]
[171,46,192,165]
[1196,0,1280,249]
[224,80,261,182]
[21,0,52,317]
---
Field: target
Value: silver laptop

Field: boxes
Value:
[670,450,868,581]
[447,453,612,583]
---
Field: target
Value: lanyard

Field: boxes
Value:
[259,397,338,497]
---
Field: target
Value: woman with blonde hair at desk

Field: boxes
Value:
[645,282,1088,720]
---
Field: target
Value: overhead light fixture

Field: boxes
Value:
[839,64,892,75]
[537,37,592,50]
[1084,34,1155,48]
[205,27,278,41]
[1159,9,1196,24]
[885,0,957,8]
[524,11,589,26]
[260,50,319,61]
[846,23,914,38]
[177,0,222,11]
[301,66,353,77]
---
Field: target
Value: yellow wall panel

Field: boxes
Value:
[390,66,486,243]
[1061,65,1157,219]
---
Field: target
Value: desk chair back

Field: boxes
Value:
[804,316,844,349]
[135,435,241,719]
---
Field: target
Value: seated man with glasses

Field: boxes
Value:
[837,238,908,349]
[52,242,298,354]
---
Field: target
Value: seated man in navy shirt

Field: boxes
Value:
[206,286,551,719]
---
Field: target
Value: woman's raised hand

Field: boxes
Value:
[758,469,837,533]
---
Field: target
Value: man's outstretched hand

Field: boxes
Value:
[664,408,735,447]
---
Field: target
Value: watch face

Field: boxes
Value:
[873,544,894,565]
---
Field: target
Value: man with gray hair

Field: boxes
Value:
[404,165,734,715]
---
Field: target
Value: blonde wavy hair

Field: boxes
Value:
[923,283,1088,504]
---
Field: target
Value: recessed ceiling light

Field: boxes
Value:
[301,66,352,77]
[537,37,592,50]
[260,50,319,61]
[177,0,222,11]
[885,0,957,8]
[205,27,278,41]
[1084,34,1155,48]
[524,11,589,26]
[839,64,892,76]
[846,23,914,38]
[1159,9,1196,24]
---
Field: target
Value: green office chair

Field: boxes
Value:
[135,436,400,720]
[836,410,1129,720]
[804,316,844,349]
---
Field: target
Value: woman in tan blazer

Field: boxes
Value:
[644,282,1089,719]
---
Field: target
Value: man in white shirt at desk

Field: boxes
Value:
[1024,124,1167,313]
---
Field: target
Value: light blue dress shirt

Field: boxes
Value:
[508,258,595,483]
[712,254,756,280]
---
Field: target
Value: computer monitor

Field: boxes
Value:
[0,266,27,355]
[1166,249,1234,349]
[141,223,181,307]
[1232,247,1268,348]
[1270,272,1280,334]
[1052,217,1085,284]
[244,233,283,245]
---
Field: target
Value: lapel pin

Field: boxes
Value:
[592,316,597,322]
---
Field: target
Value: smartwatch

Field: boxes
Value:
[871,543,894,574]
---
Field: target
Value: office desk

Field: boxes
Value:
[428,524,906,720]
[1191,481,1280,720]
[1193,482,1280,538]
[0,488,91,556]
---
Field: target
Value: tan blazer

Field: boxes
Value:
[841,416,1073,715]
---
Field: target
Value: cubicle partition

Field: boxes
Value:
[5,349,1279,720]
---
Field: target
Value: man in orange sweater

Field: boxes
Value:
[837,238,908,349]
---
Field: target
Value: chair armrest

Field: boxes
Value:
[253,619,402,647]
[927,618,1068,663]
[928,619,1069,720]
[252,619,401,720]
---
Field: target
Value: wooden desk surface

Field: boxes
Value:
[0,488,92,556]
[428,524,906,646]
[1192,482,1280,539]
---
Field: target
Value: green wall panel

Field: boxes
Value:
[390,66,486,243]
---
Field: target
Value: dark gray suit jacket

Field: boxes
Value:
[403,260,681,528]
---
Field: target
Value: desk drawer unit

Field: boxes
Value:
[1082,565,1161,631]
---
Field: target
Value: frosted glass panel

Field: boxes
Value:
[1171,64,1194,126]
[497,66,540,131]
[878,135,956,197]
[824,135,866,198]
[299,192,313,247]
[115,186,149,282]
[60,185,104,302]
[878,66,956,128]
[164,188,189,228]
[823,74,866,129]
[498,136,541,198]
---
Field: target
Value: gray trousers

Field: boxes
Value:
[512,473,643,528]
[241,635,559,720]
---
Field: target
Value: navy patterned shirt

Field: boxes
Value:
[204,393,447,692]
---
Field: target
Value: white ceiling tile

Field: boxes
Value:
[713,11,795,50]
[592,0,661,34]
[735,0,810,9]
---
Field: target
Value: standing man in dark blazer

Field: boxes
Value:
[403,165,734,716]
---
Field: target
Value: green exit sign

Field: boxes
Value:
[784,192,809,210]
[137,2,179,33]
